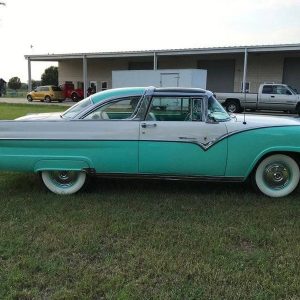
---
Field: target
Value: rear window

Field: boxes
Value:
[262,85,273,94]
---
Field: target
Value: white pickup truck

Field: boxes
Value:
[216,83,300,114]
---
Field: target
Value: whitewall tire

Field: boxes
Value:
[254,154,300,197]
[41,170,86,195]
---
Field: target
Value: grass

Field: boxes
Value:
[0,103,64,120]
[0,104,299,299]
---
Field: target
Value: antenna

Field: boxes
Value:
[242,48,248,125]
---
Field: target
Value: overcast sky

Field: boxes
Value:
[0,0,300,82]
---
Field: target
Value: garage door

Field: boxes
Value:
[283,57,300,93]
[197,59,235,92]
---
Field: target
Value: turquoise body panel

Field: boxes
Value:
[226,126,300,177]
[0,140,138,174]
[139,141,228,176]
[0,126,300,179]
[91,87,146,104]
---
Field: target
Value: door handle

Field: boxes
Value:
[141,123,157,128]
[271,95,275,98]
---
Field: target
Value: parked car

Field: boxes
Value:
[60,82,84,102]
[216,83,300,114]
[1,86,300,197]
[27,85,64,102]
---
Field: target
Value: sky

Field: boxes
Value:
[0,0,300,82]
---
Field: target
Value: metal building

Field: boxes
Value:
[25,43,300,97]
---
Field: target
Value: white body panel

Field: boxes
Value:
[0,120,140,140]
[112,69,207,89]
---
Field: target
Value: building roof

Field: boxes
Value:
[25,43,300,61]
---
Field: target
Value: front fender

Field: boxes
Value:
[226,126,300,179]
[244,147,300,178]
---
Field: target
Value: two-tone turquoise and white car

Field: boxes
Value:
[2,86,300,197]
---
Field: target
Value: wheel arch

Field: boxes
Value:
[33,158,93,173]
[245,149,300,179]
[224,98,241,105]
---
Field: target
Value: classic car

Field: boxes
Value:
[1,86,300,197]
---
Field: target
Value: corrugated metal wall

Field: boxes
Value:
[197,59,235,92]
[283,57,300,92]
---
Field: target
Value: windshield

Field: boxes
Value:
[208,96,231,122]
[62,97,92,119]
[288,85,298,94]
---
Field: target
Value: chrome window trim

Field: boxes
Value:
[144,95,207,123]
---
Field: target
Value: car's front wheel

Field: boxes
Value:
[254,154,300,197]
[41,170,87,195]
[27,95,33,102]
[44,96,51,103]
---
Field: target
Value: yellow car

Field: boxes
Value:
[27,86,64,102]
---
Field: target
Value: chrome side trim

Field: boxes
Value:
[0,124,298,152]
[90,172,245,182]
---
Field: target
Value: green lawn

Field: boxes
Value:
[0,103,64,120]
[0,104,299,299]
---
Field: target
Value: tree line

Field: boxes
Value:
[7,66,58,91]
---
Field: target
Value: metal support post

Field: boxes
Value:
[83,55,88,98]
[28,58,32,92]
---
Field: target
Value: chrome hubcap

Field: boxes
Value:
[49,171,79,188]
[227,104,236,112]
[263,162,290,190]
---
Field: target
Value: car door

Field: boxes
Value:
[139,95,228,176]
[259,85,295,111]
[81,96,141,174]
[32,86,42,100]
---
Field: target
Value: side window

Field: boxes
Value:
[273,85,291,95]
[146,97,203,121]
[262,85,273,94]
[40,87,49,92]
[36,87,41,92]
[84,96,141,120]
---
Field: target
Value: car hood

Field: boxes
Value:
[226,113,300,134]
[15,112,63,121]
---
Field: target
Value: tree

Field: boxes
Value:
[32,80,41,90]
[41,66,58,86]
[8,77,21,91]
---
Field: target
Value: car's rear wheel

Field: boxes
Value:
[71,93,79,102]
[41,170,87,195]
[44,96,51,103]
[225,100,241,113]
[253,154,300,197]
[27,95,33,102]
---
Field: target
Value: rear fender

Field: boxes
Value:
[34,158,92,173]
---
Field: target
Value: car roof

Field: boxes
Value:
[91,87,147,104]
[90,86,211,105]
[154,87,206,93]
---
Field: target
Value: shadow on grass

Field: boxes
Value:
[1,171,295,206]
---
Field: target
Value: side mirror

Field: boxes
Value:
[34,89,37,92]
